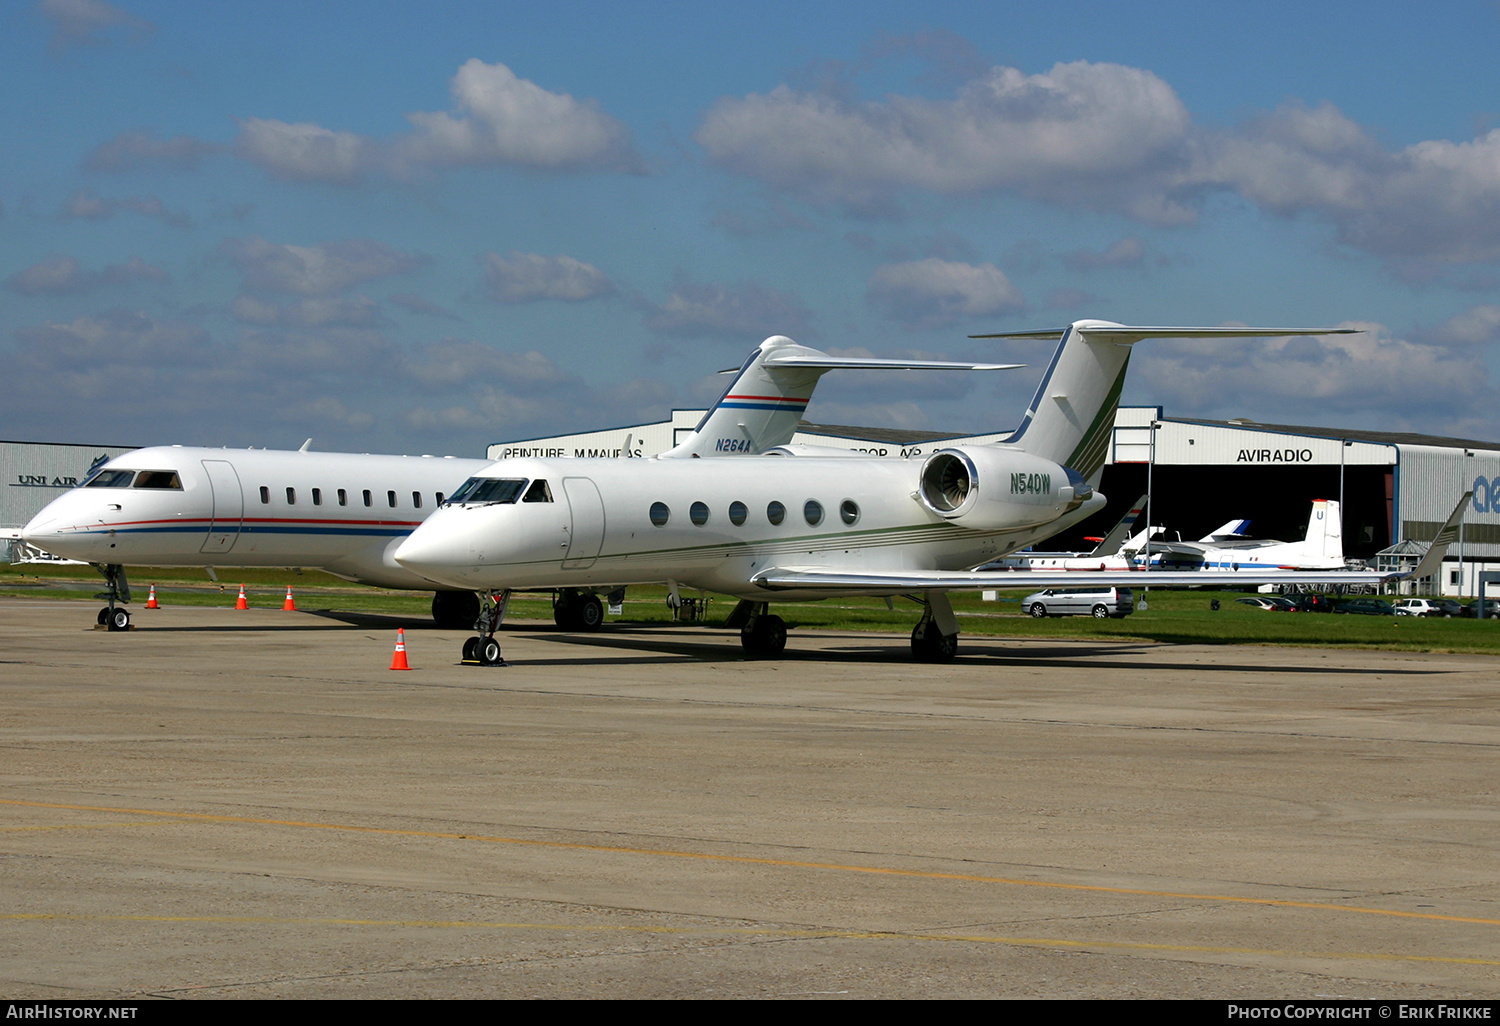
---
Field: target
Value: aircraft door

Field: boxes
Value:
[561,477,604,569]
[200,459,244,554]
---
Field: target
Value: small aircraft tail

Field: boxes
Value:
[1199,519,1251,542]
[1297,499,1343,566]
[972,321,1360,485]
[661,335,1019,458]
[1088,495,1148,557]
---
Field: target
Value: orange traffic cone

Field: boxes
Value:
[390,628,411,670]
[235,584,248,610]
[145,585,159,609]
[282,585,297,611]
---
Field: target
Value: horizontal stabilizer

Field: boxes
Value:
[760,353,1021,372]
[971,324,1360,343]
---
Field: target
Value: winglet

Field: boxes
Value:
[1408,492,1472,582]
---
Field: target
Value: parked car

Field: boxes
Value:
[1284,593,1336,613]
[1235,596,1296,612]
[1334,598,1396,616]
[1457,600,1498,619]
[1393,598,1463,618]
[1023,587,1134,619]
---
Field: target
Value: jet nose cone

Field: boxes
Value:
[393,525,475,586]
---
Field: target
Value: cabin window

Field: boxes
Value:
[840,499,860,525]
[449,477,528,504]
[337,489,347,506]
[412,491,422,509]
[649,501,670,527]
[259,486,270,504]
[286,487,296,505]
[728,501,747,526]
[387,490,397,508]
[690,501,710,526]
[84,470,135,488]
[804,500,823,526]
[312,488,323,506]
[766,501,785,526]
[362,490,372,507]
[523,479,553,503]
[133,471,182,489]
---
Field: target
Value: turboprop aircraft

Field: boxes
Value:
[20,335,1010,632]
[393,319,1455,666]
[1144,499,1346,571]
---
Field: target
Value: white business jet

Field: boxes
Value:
[394,319,1452,665]
[985,495,1149,571]
[21,335,1010,632]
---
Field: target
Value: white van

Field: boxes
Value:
[1022,586,1135,619]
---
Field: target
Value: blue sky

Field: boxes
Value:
[5,0,1500,454]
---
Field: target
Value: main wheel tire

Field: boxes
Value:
[1029,603,1047,618]
[97,606,111,626]
[478,638,502,665]
[911,621,957,662]
[576,594,604,632]
[741,615,787,658]
[553,592,579,630]
[432,591,482,630]
[1092,604,1110,619]
[462,636,480,662]
[107,608,130,632]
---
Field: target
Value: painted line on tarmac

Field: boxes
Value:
[4,912,1497,968]
[5,797,1498,929]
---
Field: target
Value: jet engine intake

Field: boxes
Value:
[917,447,1092,529]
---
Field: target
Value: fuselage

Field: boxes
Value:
[21,446,492,588]
[394,452,1106,601]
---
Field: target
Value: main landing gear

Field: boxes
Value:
[910,591,959,663]
[461,590,510,666]
[91,562,132,632]
[431,590,481,630]
[735,602,787,659]
[553,589,604,632]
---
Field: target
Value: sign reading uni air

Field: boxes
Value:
[12,474,80,488]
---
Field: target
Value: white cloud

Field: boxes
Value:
[39,0,152,51]
[1063,237,1146,272]
[866,258,1023,328]
[643,276,814,341]
[236,118,370,185]
[222,237,421,296]
[61,189,192,228]
[233,60,641,185]
[6,255,168,294]
[697,60,1195,221]
[1132,323,1493,433]
[84,129,222,172]
[396,59,641,173]
[481,251,615,303]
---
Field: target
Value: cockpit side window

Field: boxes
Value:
[448,477,528,504]
[522,479,552,503]
[132,470,183,490]
[84,469,135,488]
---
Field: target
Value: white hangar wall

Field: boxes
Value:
[3,439,138,560]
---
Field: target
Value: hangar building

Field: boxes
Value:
[2,440,137,562]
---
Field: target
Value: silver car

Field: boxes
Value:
[1023,586,1135,619]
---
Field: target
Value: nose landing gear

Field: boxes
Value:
[90,563,132,631]
[462,590,510,666]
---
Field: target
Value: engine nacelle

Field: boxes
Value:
[917,447,1092,529]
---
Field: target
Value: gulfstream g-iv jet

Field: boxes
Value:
[395,319,1451,665]
[21,335,1010,631]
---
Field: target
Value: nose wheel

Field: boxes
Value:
[461,590,510,666]
[90,563,133,632]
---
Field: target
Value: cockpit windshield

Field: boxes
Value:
[446,477,528,505]
[83,469,135,488]
[133,470,183,489]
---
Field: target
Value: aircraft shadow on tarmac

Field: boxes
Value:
[129,609,1452,674]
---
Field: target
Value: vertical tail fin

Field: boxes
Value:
[662,335,1019,458]
[1297,499,1343,566]
[971,322,1360,484]
[1088,495,1148,556]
